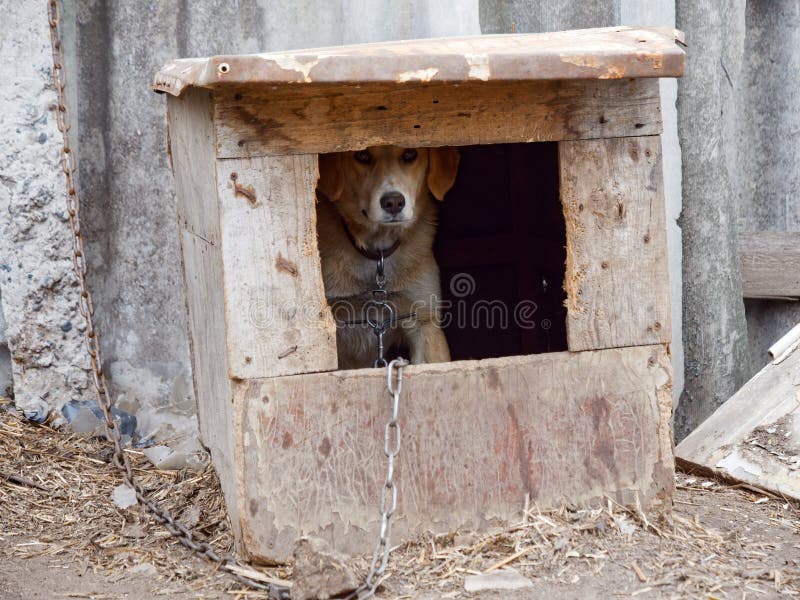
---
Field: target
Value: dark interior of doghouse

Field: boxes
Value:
[433,142,567,360]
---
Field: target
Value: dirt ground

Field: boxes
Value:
[1,400,798,599]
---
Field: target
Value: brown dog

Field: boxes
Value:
[316,145,459,369]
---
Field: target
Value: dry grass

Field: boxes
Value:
[381,481,800,598]
[0,397,289,598]
[2,395,799,599]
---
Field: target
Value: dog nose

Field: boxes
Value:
[380,192,405,216]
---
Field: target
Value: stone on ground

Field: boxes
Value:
[464,567,534,593]
[292,536,359,600]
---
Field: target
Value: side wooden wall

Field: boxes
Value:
[167,89,241,538]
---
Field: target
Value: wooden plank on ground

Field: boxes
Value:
[676,343,800,501]
[560,136,671,351]
[212,78,662,157]
[215,155,337,379]
[167,88,239,537]
[739,232,800,299]
[232,344,674,563]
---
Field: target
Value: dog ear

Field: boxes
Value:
[317,153,344,201]
[427,147,460,201]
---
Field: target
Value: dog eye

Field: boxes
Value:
[354,150,372,164]
[401,149,418,163]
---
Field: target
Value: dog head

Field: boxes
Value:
[318,145,460,231]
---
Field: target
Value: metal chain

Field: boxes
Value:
[347,358,407,600]
[46,2,289,598]
[342,253,416,367]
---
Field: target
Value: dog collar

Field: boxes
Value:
[341,219,401,261]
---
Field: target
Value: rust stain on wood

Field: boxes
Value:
[232,345,674,563]
[229,172,257,206]
[599,65,626,79]
[275,253,298,277]
[636,51,664,70]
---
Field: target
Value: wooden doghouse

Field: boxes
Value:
[154,26,684,563]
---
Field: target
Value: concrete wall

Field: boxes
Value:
[674,1,749,440]
[0,289,13,398]
[0,1,91,417]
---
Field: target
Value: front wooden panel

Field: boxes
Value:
[560,135,671,351]
[215,155,337,379]
[212,78,662,158]
[233,345,673,563]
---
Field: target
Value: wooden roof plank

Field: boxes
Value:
[154,27,685,96]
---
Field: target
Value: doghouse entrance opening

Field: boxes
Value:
[317,141,567,367]
[434,142,567,360]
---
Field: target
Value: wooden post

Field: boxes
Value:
[560,136,671,352]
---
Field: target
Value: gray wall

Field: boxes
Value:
[674,0,800,438]
[0,1,90,418]
[674,1,749,439]
[736,1,800,379]
[2,0,796,447]
[25,0,478,441]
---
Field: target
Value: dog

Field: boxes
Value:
[316,145,459,370]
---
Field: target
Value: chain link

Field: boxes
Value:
[347,357,407,600]
[46,2,288,597]
[342,253,416,367]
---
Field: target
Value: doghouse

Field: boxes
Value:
[154,26,684,563]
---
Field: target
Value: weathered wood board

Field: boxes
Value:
[211,78,662,158]
[560,136,671,352]
[676,344,800,501]
[739,232,800,299]
[215,156,337,379]
[167,89,240,537]
[232,345,673,563]
[153,27,684,96]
